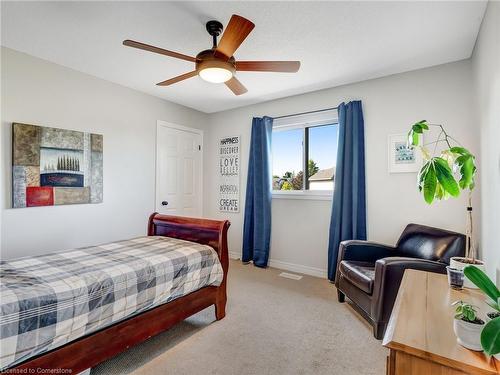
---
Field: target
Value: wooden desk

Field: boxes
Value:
[383,269,499,375]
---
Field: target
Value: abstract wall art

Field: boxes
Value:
[12,123,103,208]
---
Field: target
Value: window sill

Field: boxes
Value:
[272,191,333,201]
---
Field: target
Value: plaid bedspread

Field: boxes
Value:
[0,236,223,369]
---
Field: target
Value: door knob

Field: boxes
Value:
[161,201,168,206]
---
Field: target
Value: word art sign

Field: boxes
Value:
[219,135,240,213]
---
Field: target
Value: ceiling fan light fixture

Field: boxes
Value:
[123,14,300,95]
[199,67,233,83]
[196,56,235,84]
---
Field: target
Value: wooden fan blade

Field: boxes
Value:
[156,71,198,86]
[123,40,196,63]
[236,61,300,73]
[225,77,248,95]
[215,15,255,59]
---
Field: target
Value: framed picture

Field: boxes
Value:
[12,122,103,208]
[388,133,423,173]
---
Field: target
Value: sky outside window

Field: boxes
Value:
[272,124,338,178]
[272,128,303,177]
[308,124,338,172]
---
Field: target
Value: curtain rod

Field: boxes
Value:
[271,106,338,120]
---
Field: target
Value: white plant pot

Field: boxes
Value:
[453,318,484,351]
[449,257,485,289]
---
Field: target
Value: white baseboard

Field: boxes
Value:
[229,251,327,279]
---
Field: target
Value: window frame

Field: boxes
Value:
[271,110,338,200]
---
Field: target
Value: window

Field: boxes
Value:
[272,111,339,198]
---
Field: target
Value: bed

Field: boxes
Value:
[0,213,230,373]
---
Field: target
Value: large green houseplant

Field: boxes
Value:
[407,120,483,278]
[463,266,500,357]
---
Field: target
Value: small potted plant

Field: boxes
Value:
[463,266,500,358]
[407,120,484,287]
[452,300,485,351]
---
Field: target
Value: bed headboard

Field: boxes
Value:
[147,213,230,262]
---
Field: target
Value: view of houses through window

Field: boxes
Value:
[272,123,338,191]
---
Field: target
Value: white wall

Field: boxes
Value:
[1,46,485,279]
[0,47,207,258]
[472,1,500,282]
[204,61,478,277]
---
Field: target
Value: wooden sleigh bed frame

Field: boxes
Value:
[6,213,230,373]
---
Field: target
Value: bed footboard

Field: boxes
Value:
[147,212,231,319]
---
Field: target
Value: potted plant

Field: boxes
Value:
[452,300,485,351]
[408,120,484,287]
[463,266,500,358]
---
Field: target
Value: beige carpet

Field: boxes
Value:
[91,260,387,375]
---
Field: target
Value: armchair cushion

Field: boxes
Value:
[339,261,375,294]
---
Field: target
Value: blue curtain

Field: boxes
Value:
[327,101,367,281]
[242,116,273,267]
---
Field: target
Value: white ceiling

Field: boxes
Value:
[1,1,487,113]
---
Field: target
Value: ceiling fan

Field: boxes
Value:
[123,14,300,95]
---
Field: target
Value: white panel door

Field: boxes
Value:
[156,123,202,217]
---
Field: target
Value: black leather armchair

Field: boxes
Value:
[335,224,465,339]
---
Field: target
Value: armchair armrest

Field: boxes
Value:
[375,257,447,273]
[338,240,398,263]
[371,257,447,325]
[335,240,398,285]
